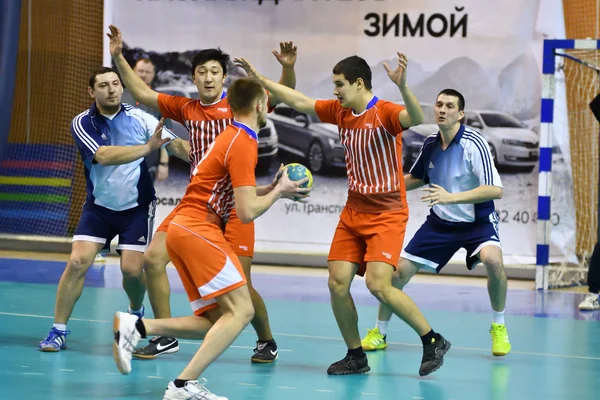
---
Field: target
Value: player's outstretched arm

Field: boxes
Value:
[234,57,317,117]
[384,52,424,128]
[270,41,297,106]
[421,184,503,206]
[234,168,310,223]
[107,25,160,110]
[166,138,191,162]
[95,119,170,166]
[404,174,426,191]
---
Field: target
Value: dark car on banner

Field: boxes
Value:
[267,104,345,174]
[155,85,279,171]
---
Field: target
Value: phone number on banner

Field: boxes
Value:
[495,209,560,226]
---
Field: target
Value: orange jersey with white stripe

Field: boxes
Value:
[158,91,233,173]
[315,97,406,213]
[175,122,258,224]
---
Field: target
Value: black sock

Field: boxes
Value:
[135,318,147,338]
[258,339,276,345]
[347,346,365,357]
[173,379,189,388]
[420,329,441,345]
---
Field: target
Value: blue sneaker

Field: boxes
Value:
[39,327,71,352]
[128,305,145,319]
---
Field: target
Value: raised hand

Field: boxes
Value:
[107,25,124,58]
[233,57,260,79]
[383,52,408,88]
[148,119,172,151]
[272,41,298,69]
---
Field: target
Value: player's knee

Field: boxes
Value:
[143,249,168,274]
[328,275,351,297]
[67,253,94,275]
[121,263,144,281]
[365,275,390,300]
[483,257,506,281]
[231,298,254,324]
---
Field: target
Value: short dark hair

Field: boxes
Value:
[437,88,465,111]
[88,67,122,89]
[227,78,266,115]
[332,56,372,90]
[191,48,230,76]
[134,58,154,68]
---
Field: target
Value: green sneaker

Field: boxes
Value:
[490,323,511,356]
[361,327,387,351]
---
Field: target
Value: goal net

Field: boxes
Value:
[537,40,600,289]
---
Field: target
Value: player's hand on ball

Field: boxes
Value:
[107,25,124,57]
[277,166,311,202]
[420,184,453,206]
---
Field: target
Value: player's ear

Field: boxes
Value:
[356,77,364,90]
[87,87,95,99]
[458,110,465,121]
[223,73,227,84]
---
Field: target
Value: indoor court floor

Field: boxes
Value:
[1,251,599,400]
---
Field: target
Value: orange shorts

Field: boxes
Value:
[158,207,255,258]
[165,214,247,316]
[328,206,408,276]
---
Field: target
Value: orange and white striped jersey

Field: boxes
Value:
[315,96,407,213]
[158,91,233,174]
[175,121,258,224]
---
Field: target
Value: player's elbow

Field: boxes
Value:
[234,200,255,224]
[93,149,111,166]
[236,207,254,224]
[494,187,504,200]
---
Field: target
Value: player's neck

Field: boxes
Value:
[351,91,375,114]
[439,123,461,148]
[96,102,120,115]
[234,115,259,133]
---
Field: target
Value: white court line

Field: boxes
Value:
[316,389,334,392]
[2,311,599,361]
[58,369,74,372]
[277,386,297,390]
[147,376,164,379]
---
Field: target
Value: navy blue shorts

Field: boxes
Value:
[402,211,501,273]
[73,201,156,253]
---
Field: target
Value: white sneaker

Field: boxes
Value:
[112,311,142,375]
[579,293,600,311]
[163,379,227,400]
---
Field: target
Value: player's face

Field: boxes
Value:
[256,91,269,129]
[193,61,226,103]
[332,74,359,108]
[133,61,155,86]
[89,72,123,111]
[434,94,464,129]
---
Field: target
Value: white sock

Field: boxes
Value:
[128,306,143,315]
[376,319,389,336]
[53,323,67,332]
[492,309,505,325]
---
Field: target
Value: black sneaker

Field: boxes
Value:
[132,336,179,359]
[419,334,451,376]
[251,340,278,363]
[327,353,370,375]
